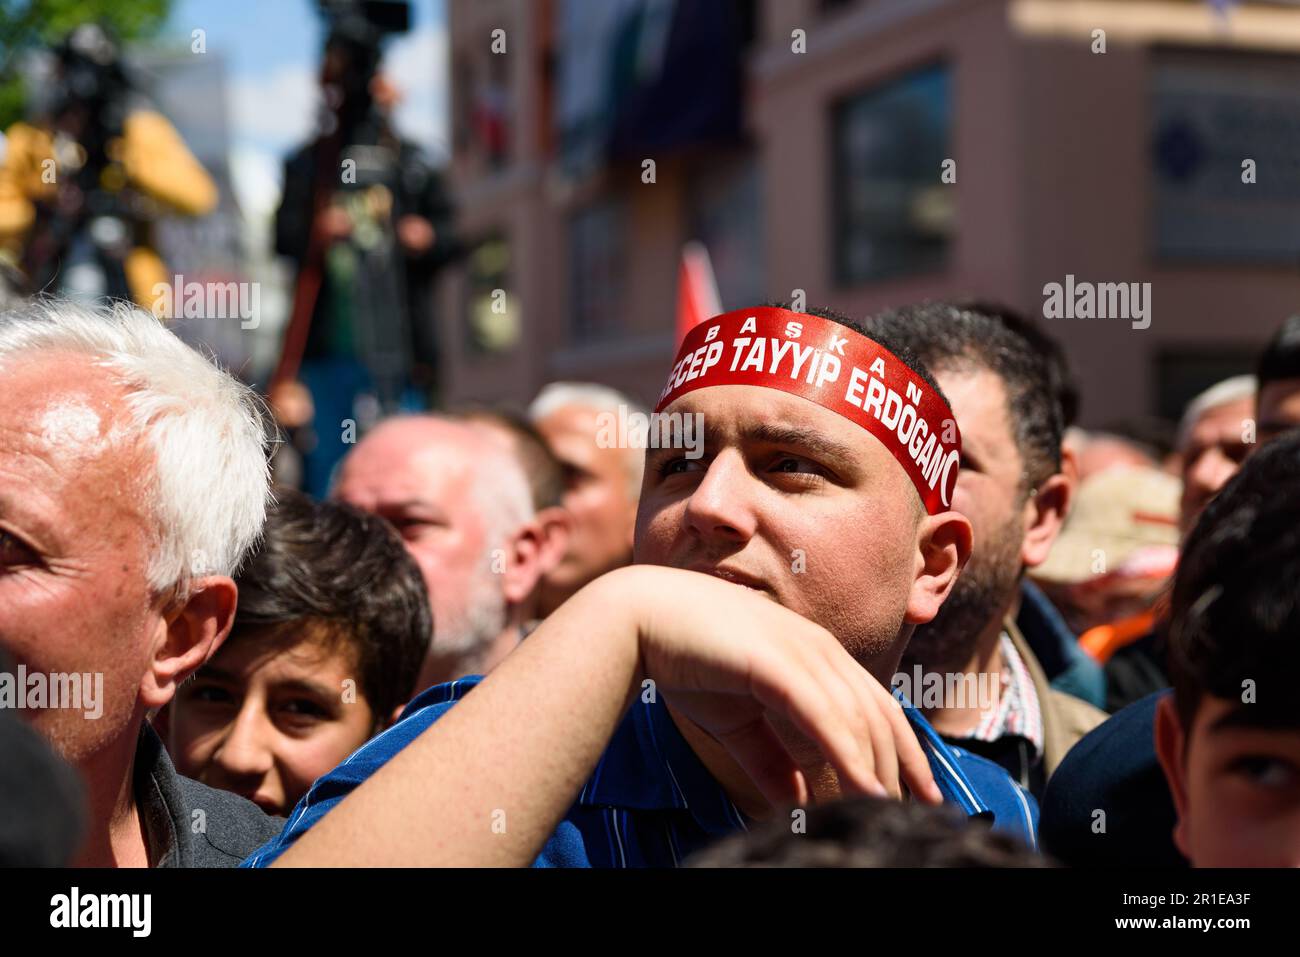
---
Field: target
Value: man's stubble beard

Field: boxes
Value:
[903,512,1025,676]
[434,550,509,662]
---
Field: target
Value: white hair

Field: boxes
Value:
[0,299,272,593]
[528,381,647,497]
[1177,374,1257,451]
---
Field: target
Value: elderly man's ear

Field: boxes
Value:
[533,506,573,578]
[139,577,239,711]
[500,520,551,607]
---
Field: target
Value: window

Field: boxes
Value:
[832,61,953,285]
[569,198,627,342]
[1152,48,1300,262]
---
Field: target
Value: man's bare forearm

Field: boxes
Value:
[273,569,644,867]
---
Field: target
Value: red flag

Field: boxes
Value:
[675,241,722,348]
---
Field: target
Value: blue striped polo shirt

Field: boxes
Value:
[243,676,1038,867]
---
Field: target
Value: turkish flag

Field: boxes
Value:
[675,241,722,348]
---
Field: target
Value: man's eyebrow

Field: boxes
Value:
[0,489,59,550]
[741,423,859,465]
[1206,706,1300,735]
[270,677,340,701]
[375,500,443,518]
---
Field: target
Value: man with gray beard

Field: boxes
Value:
[869,303,1106,800]
[332,416,545,692]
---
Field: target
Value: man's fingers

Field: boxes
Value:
[711,715,809,811]
[874,683,943,805]
[748,651,886,799]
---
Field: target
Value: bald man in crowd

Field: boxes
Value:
[332,416,546,691]
[0,299,280,866]
[528,383,645,617]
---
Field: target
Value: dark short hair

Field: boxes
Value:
[1168,430,1300,731]
[451,406,565,510]
[865,301,1064,490]
[230,489,431,721]
[1256,314,1300,391]
[959,299,1079,428]
[687,796,1049,868]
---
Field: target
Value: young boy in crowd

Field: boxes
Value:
[163,490,431,816]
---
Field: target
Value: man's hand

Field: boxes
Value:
[607,566,942,809]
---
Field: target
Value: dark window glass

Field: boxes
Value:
[832,61,953,285]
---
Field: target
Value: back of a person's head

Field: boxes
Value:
[687,796,1049,868]
[1169,430,1300,729]
[1256,314,1300,391]
[0,298,271,595]
[866,301,1063,488]
[232,489,431,721]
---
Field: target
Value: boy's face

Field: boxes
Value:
[168,626,378,816]
[1157,694,1300,867]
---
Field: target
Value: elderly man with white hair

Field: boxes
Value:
[0,299,280,866]
[1175,374,1256,539]
[528,382,646,617]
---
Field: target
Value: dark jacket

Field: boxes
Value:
[135,723,284,868]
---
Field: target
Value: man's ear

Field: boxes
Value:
[140,576,238,711]
[1153,693,1192,862]
[500,521,546,606]
[1021,469,1074,568]
[533,506,573,577]
[905,509,973,625]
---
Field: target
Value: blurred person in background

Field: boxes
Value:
[0,300,279,867]
[1029,467,1181,679]
[1102,376,1256,712]
[0,23,217,309]
[1256,314,1300,445]
[1065,428,1160,481]
[332,415,544,691]
[870,303,1105,800]
[455,407,573,630]
[528,383,645,618]
[1174,376,1256,540]
[162,490,429,816]
[269,0,458,498]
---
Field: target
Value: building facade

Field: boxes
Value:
[439,0,1300,426]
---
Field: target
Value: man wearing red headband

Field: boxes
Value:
[245,307,1038,867]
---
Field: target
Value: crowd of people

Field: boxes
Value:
[2,294,1299,869]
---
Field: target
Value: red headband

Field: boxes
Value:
[655,307,962,514]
